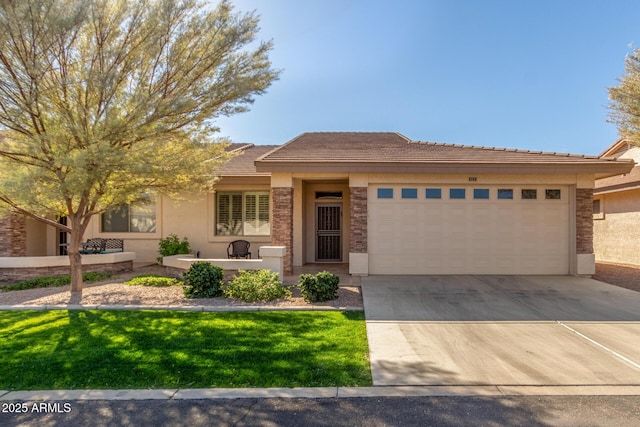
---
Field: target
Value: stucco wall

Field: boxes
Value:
[594,189,640,266]
[25,218,48,256]
[85,189,272,263]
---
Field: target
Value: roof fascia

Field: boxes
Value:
[599,137,629,158]
[254,160,635,176]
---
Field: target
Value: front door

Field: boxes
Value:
[316,204,342,261]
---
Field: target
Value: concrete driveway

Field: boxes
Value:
[361,275,640,386]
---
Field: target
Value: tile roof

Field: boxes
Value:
[218,144,278,176]
[256,132,608,163]
[594,166,640,193]
[254,132,634,177]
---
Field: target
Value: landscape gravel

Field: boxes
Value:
[0,265,363,309]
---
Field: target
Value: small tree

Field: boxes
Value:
[0,0,279,294]
[609,48,640,146]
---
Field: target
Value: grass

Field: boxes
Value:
[123,274,183,287]
[1,272,112,292]
[0,310,371,390]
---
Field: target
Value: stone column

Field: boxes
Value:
[349,187,368,275]
[349,187,367,253]
[576,188,594,255]
[271,187,293,275]
[0,213,27,256]
[575,188,595,275]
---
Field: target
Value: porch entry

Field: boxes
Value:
[315,204,342,261]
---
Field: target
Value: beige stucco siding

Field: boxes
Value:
[25,218,48,256]
[86,186,272,263]
[594,189,640,266]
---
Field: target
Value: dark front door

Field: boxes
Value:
[316,204,342,261]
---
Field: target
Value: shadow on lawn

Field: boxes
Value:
[0,310,370,390]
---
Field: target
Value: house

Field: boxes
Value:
[593,138,640,267]
[1,132,634,277]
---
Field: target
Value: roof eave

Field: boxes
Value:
[255,160,635,175]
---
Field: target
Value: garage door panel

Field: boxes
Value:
[368,185,570,275]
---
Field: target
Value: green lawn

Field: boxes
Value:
[0,310,371,390]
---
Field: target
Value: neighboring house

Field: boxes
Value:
[593,138,640,267]
[0,132,633,276]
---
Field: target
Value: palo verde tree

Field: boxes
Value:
[609,48,640,146]
[0,0,279,294]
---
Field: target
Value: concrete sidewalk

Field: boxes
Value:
[3,385,640,401]
[0,304,362,312]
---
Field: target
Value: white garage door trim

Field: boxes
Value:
[368,185,570,275]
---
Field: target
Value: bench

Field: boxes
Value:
[80,238,124,254]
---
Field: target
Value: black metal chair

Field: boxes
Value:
[227,240,251,259]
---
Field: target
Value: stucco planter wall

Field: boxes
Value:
[0,252,135,282]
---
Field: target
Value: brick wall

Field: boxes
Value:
[0,213,26,257]
[576,188,594,254]
[271,187,293,275]
[0,260,133,283]
[349,187,367,253]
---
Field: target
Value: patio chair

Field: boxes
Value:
[227,240,251,259]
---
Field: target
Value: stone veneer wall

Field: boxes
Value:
[271,187,293,275]
[576,188,594,254]
[0,260,132,283]
[349,187,368,253]
[0,213,27,257]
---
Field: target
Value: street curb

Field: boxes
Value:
[2,385,640,401]
[0,305,363,312]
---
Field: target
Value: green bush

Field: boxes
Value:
[157,234,191,264]
[298,271,340,302]
[124,274,182,287]
[182,262,224,298]
[225,269,291,302]
[1,272,112,292]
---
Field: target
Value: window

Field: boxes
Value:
[316,192,342,199]
[216,191,270,236]
[377,188,393,199]
[425,188,442,199]
[545,189,561,200]
[593,198,604,220]
[102,193,156,233]
[522,189,537,200]
[450,188,466,199]
[401,188,418,199]
[473,189,490,199]
[498,189,513,199]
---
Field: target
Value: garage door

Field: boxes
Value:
[368,185,570,275]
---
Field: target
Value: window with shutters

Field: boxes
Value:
[216,191,270,236]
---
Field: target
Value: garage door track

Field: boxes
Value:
[361,275,640,386]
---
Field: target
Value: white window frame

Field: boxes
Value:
[216,191,270,236]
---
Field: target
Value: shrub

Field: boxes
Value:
[1,272,112,292]
[182,262,224,298]
[157,234,191,264]
[124,274,182,287]
[225,269,291,302]
[298,271,340,302]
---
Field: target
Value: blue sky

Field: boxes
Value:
[215,0,640,155]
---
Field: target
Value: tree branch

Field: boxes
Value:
[0,195,71,233]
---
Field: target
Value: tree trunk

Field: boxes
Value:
[69,249,83,294]
[67,217,85,295]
